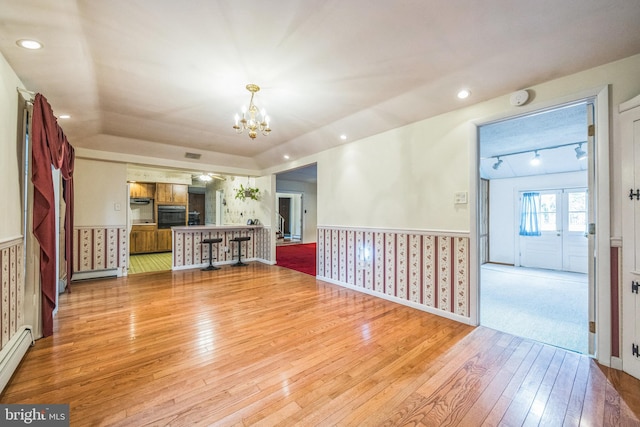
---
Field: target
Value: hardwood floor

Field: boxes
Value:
[2,264,639,426]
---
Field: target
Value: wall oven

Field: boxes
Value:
[157,205,186,229]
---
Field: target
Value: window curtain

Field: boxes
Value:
[519,192,541,236]
[31,93,75,337]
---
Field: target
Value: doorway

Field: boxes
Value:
[477,101,593,354]
[276,193,303,244]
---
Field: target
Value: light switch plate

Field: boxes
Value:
[454,192,468,204]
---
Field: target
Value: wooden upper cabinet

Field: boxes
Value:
[156,183,188,204]
[130,182,155,199]
[172,184,188,204]
[156,183,172,203]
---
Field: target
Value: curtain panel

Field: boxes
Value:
[31,93,75,337]
[519,192,542,237]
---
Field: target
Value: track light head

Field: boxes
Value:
[492,157,503,170]
[530,151,541,166]
[575,143,587,160]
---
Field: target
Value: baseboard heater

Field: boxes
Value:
[72,268,120,281]
[0,325,34,393]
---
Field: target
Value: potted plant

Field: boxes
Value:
[234,183,260,201]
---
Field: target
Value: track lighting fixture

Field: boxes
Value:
[488,141,588,171]
[530,151,541,166]
[575,143,587,160]
[492,157,503,170]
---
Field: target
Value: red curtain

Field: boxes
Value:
[31,93,75,337]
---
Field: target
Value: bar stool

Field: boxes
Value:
[230,236,251,267]
[201,237,223,271]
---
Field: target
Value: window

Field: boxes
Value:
[567,191,587,232]
[539,193,557,231]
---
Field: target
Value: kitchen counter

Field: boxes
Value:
[172,224,263,231]
[171,224,272,270]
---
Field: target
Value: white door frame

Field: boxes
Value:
[469,85,611,366]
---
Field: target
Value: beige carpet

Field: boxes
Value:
[480,263,588,354]
[129,252,172,274]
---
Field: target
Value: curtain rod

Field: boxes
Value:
[16,87,35,101]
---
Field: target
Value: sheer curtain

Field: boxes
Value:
[519,192,541,236]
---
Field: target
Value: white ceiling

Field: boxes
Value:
[479,103,588,180]
[1,0,640,172]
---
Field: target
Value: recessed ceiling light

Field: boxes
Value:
[457,89,471,99]
[283,155,290,160]
[16,39,42,50]
[340,134,347,140]
[58,114,71,119]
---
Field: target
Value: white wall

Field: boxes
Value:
[489,171,587,265]
[0,52,25,241]
[74,159,128,227]
[317,116,471,231]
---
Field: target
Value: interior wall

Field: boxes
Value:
[0,52,36,338]
[488,171,588,265]
[204,176,267,225]
[74,159,128,227]
[316,117,470,231]
[0,52,24,240]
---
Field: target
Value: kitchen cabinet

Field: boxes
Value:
[156,229,172,252]
[130,225,157,254]
[130,225,174,254]
[156,183,188,204]
[130,182,156,199]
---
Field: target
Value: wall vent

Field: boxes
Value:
[185,152,201,160]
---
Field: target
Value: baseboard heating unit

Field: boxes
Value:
[0,325,34,393]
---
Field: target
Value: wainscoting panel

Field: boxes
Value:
[173,227,272,269]
[318,226,470,320]
[73,227,127,275]
[0,238,24,351]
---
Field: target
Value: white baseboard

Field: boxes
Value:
[610,356,623,370]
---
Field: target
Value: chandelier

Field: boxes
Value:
[233,84,271,139]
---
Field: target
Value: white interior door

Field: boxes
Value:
[562,189,589,274]
[621,95,640,380]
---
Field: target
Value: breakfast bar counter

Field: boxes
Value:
[171,224,273,270]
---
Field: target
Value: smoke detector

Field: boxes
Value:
[510,90,530,106]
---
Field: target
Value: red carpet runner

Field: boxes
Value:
[276,243,316,276]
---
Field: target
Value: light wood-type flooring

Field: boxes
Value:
[128,252,172,274]
[2,264,639,426]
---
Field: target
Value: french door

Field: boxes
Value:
[518,188,588,273]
